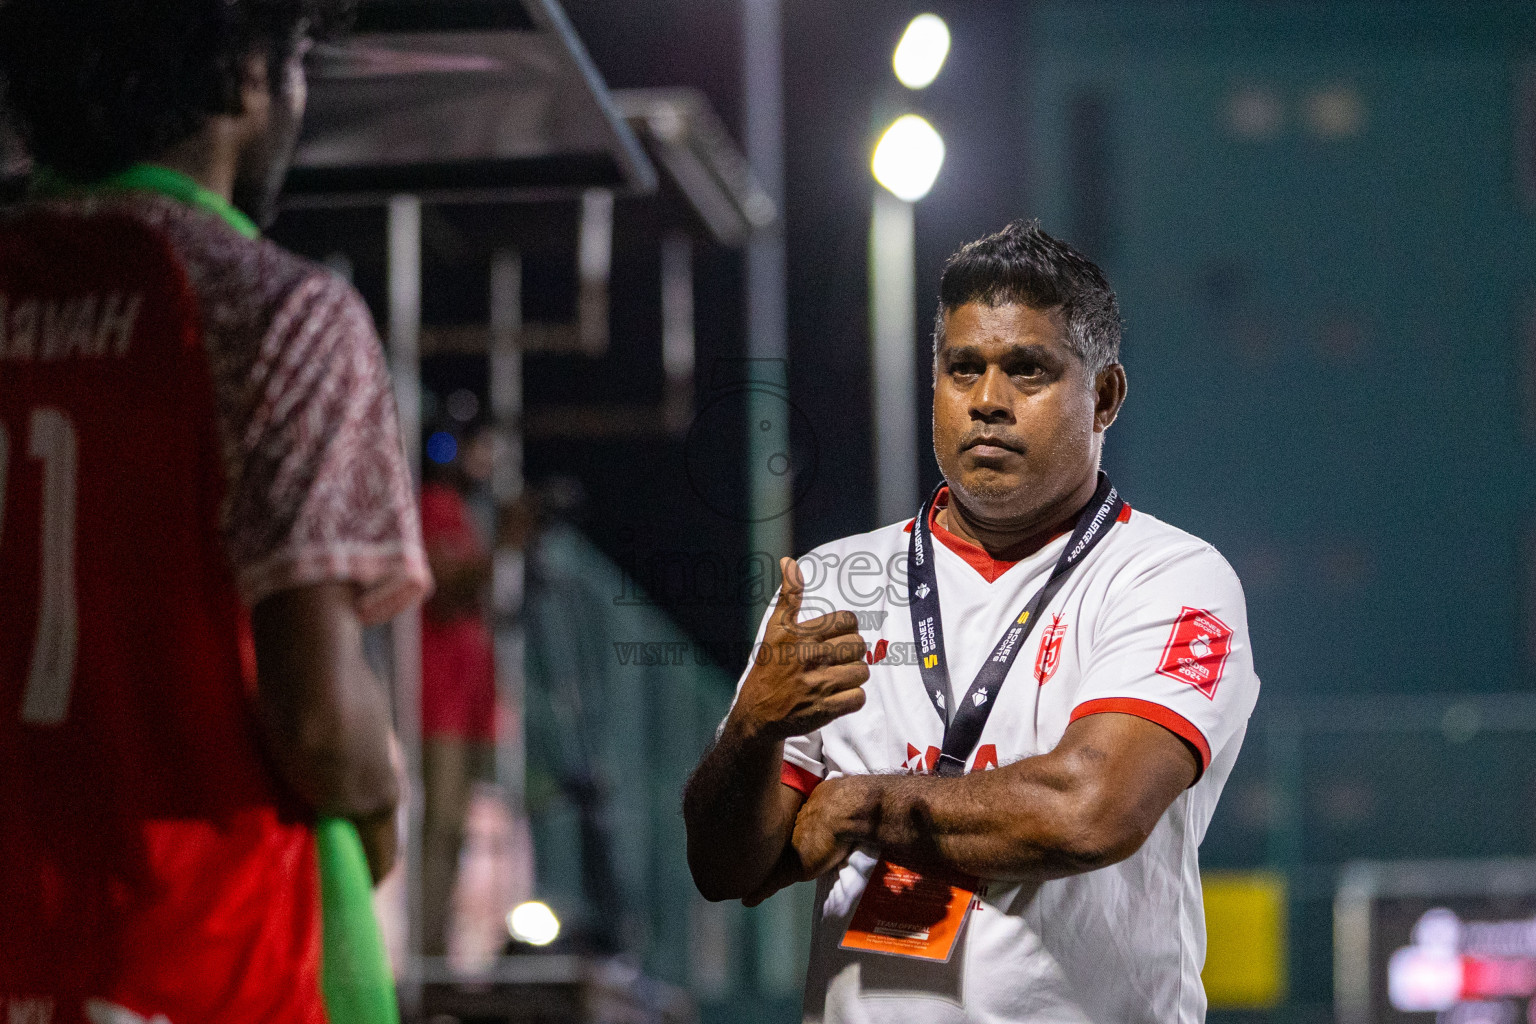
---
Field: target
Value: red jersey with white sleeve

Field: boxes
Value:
[0,193,428,1024]
[735,488,1260,1024]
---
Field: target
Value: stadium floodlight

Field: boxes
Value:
[892,14,950,90]
[508,900,561,946]
[869,58,947,519]
[872,114,946,202]
[869,112,944,519]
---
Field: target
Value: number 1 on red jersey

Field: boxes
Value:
[1,408,79,725]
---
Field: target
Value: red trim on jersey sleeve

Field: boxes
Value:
[781,761,822,796]
[1116,503,1133,523]
[1069,697,1211,778]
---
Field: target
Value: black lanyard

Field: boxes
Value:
[907,472,1125,776]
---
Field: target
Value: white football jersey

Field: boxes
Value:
[735,491,1260,1024]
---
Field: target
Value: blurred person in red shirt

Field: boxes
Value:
[420,425,499,956]
[0,1,429,1020]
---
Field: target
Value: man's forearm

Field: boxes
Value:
[326,664,400,818]
[796,716,1196,884]
[253,585,401,821]
[264,667,399,820]
[682,716,799,901]
[807,749,1153,883]
[853,768,1112,880]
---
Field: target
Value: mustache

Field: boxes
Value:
[960,432,1026,454]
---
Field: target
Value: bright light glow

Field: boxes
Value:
[508,901,561,946]
[892,14,950,89]
[872,115,946,202]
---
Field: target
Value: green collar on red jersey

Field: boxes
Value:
[32,163,260,240]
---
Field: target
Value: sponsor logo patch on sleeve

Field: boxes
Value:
[1156,606,1233,699]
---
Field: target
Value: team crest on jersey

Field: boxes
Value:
[1156,606,1233,699]
[1034,614,1067,684]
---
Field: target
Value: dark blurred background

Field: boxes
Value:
[182,0,1536,1020]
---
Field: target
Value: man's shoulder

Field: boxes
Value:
[132,195,326,306]
[0,193,373,371]
[1117,505,1218,557]
[1105,505,1246,596]
[25,192,343,325]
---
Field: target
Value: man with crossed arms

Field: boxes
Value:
[684,221,1260,1023]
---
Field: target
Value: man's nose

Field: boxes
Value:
[970,366,1014,421]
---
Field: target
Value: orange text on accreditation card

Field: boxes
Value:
[840,860,978,962]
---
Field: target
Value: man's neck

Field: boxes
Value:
[152,123,241,202]
[937,472,1099,561]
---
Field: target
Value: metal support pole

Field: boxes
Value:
[660,232,696,434]
[386,193,424,996]
[743,0,791,591]
[487,248,536,944]
[870,189,918,526]
[389,195,423,477]
[488,249,526,813]
[578,189,613,356]
[489,250,524,506]
[743,0,808,997]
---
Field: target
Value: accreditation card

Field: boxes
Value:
[838,859,978,962]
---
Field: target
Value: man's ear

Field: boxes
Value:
[1093,363,1127,432]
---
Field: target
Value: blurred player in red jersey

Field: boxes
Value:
[418,430,499,956]
[0,1,430,1022]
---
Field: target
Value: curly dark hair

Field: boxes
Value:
[0,0,354,182]
[935,219,1123,376]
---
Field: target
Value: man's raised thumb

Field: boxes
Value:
[773,556,804,627]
